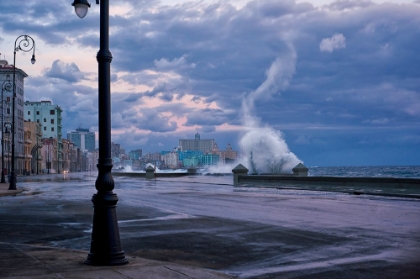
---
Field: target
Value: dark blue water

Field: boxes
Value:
[308,166,420,178]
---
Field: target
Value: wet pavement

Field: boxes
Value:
[1,172,420,278]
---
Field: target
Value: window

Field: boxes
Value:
[6,97,10,102]
[51,119,54,124]
[6,108,10,114]
[36,119,39,123]
[27,111,30,115]
[51,127,54,132]
[44,118,46,122]
[44,127,46,131]
[50,110,55,115]
[36,111,40,115]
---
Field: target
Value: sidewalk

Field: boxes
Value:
[0,182,24,197]
[0,243,234,279]
[0,176,234,279]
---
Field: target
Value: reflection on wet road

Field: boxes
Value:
[2,172,419,278]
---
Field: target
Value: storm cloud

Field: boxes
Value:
[0,0,418,166]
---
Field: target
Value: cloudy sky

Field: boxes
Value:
[0,0,419,167]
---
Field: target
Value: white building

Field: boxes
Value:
[179,133,215,153]
[162,151,179,169]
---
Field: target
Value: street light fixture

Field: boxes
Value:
[47,137,53,174]
[4,122,11,180]
[71,0,128,265]
[1,75,12,183]
[9,35,36,190]
[36,133,41,175]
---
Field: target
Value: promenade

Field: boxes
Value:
[1,172,419,278]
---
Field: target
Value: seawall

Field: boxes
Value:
[112,171,189,178]
[239,175,420,188]
[237,175,420,199]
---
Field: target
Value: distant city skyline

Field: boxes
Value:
[0,0,419,167]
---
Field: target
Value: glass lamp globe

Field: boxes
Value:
[74,3,89,18]
[72,0,91,19]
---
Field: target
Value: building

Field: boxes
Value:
[162,151,179,169]
[178,150,203,161]
[24,120,43,174]
[67,127,95,152]
[57,141,82,173]
[128,149,142,160]
[143,152,162,162]
[211,143,238,164]
[224,144,238,161]
[200,153,220,166]
[182,156,199,168]
[179,133,215,154]
[111,142,121,157]
[61,139,71,173]
[40,137,55,173]
[1,59,28,175]
[24,100,63,173]
[24,101,63,141]
[81,150,98,172]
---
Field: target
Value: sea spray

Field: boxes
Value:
[239,44,301,173]
[239,125,299,173]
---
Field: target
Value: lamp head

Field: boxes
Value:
[72,0,91,18]
[31,54,36,65]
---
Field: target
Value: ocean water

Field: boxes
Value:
[308,166,420,179]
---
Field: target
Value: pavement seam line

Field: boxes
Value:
[163,265,196,279]
[112,269,135,279]
[11,244,69,279]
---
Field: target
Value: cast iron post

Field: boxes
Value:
[1,77,12,183]
[72,0,128,265]
[9,35,36,190]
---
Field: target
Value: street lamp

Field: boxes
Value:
[4,122,11,181]
[1,76,12,183]
[71,0,128,265]
[36,135,39,174]
[9,35,36,190]
[47,137,53,174]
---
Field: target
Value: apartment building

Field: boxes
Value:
[25,100,63,173]
[1,59,28,175]
[67,127,95,152]
[179,133,215,153]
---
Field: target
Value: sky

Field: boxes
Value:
[0,0,419,167]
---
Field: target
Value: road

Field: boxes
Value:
[1,172,419,278]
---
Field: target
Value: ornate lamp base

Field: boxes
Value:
[85,192,128,266]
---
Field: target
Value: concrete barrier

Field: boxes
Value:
[238,174,420,188]
[232,164,249,186]
[187,167,197,175]
[112,171,189,178]
[145,166,155,179]
[231,163,420,198]
[292,163,308,176]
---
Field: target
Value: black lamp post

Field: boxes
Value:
[4,122,11,181]
[71,0,128,265]
[1,76,12,183]
[9,35,36,190]
[36,136,39,174]
[47,137,53,174]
